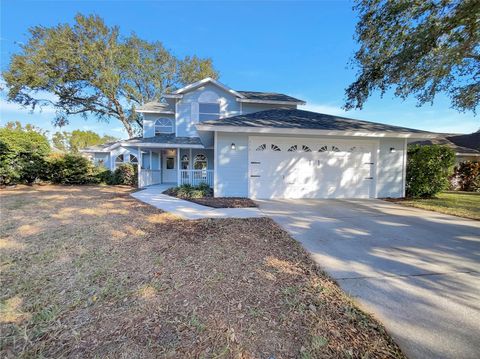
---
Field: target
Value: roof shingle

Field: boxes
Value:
[201,108,432,134]
[237,91,304,103]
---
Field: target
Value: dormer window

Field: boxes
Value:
[155,118,174,135]
[199,103,220,121]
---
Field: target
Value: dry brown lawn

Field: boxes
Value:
[0,185,403,358]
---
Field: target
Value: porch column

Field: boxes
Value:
[177,148,181,185]
[137,146,142,188]
[149,150,152,170]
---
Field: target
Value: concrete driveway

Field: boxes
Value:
[258,199,480,359]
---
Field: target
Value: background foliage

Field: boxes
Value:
[347,0,480,113]
[52,130,117,152]
[453,161,480,192]
[406,145,456,198]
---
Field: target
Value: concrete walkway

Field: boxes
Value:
[131,184,263,219]
[258,198,480,359]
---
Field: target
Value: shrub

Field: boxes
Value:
[0,126,50,185]
[167,183,212,199]
[46,153,98,184]
[406,145,456,198]
[112,163,137,186]
[93,166,114,185]
[453,161,480,192]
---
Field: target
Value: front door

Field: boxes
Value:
[162,149,177,183]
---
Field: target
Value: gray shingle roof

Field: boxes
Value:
[137,101,173,112]
[237,91,305,103]
[412,134,480,154]
[81,135,203,152]
[447,131,480,151]
[122,134,203,146]
[202,108,432,134]
[82,141,118,152]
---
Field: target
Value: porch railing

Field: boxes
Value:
[139,169,161,188]
[180,169,213,187]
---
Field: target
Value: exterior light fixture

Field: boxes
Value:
[231,143,236,150]
[390,147,396,153]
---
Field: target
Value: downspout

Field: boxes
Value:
[137,146,142,188]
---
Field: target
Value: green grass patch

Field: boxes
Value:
[398,192,480,220]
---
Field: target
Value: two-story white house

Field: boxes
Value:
[82,77,436,199]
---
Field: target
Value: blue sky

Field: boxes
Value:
[1,0,478,139]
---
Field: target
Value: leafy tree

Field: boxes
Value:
[2,14,219,138]
[52,131,71,152]
[0,123,51,185]
[406,145,456,198]
[52,129,118,152]
[346,0,480,113]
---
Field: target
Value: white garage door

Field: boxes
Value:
[249,137,376,199]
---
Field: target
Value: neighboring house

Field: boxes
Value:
[412,132,480,164]
[82,77,438,199]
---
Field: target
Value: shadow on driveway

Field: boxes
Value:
[258,198,480,359]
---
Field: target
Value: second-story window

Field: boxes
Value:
[199,103,220,121]
[155,118,174,135]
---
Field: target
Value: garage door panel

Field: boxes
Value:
[249,137,376,199]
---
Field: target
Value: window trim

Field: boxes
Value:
[154,118,174,135]
[199,102,221,121]
[193,153,208,170]
[115,153,138,169]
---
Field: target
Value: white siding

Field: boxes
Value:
[215,133,249,197]
[376,138,406,198]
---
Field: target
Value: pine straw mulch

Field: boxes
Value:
[162,188,257,208]
[0,185,404,358]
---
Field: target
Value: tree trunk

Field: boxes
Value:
[118,114,135,138]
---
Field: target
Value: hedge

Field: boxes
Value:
[0,127,51,185]
[406,145,456,198]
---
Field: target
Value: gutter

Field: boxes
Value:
[195,124,438,139]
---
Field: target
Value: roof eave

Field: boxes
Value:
[123,143,205,149]
[173,77,246,98]
[135,110,175,114]
[195,124,437,139]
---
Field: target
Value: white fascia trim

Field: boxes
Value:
[135,110,175,114]
[236,98,306,106]
[195,124,439,139]
[173,77,246,98]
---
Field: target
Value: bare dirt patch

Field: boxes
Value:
[1,185,404,358]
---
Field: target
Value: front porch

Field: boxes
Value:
[137,147,214,188]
